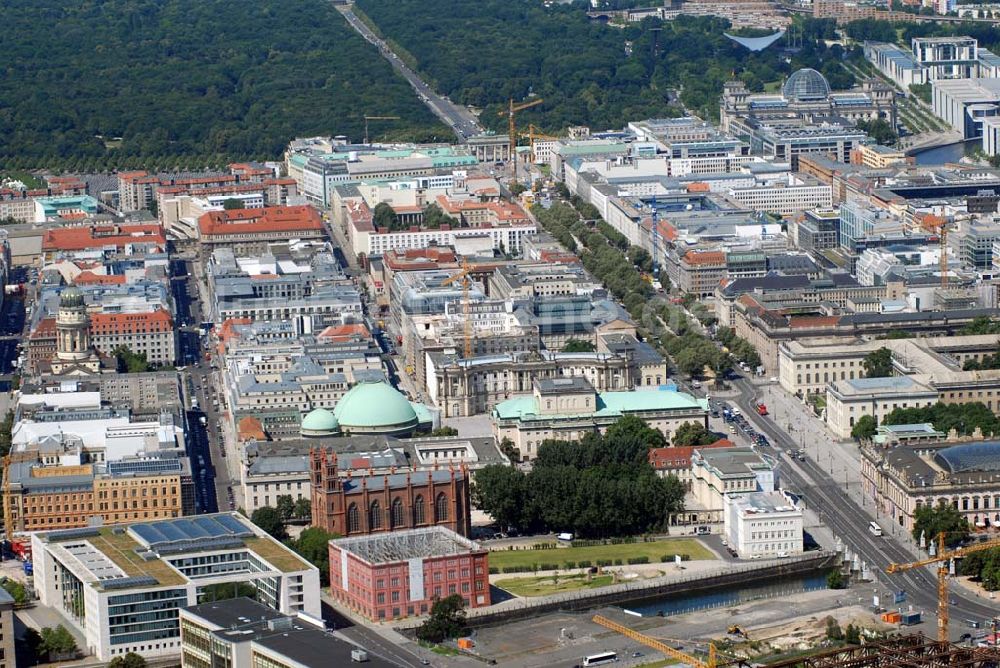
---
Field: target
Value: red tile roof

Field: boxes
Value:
[30,317,56,340]
[317,323,371,342]
[683,250,726,266]
[42,224,166,252]
[198,206,323,237]
[74,271,126,286]
[648,439,733,471]
[238,416,267,442]
[90,310,173,334]
[218,318,253,345]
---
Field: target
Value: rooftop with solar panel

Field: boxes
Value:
[33,512,312,591]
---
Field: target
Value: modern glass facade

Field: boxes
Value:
[107,588,188,646]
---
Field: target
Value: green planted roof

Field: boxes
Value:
[333,381,417,428]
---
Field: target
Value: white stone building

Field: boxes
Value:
[724,490,803,559]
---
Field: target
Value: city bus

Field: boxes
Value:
[583,652,618,666]
[869,522,883,537]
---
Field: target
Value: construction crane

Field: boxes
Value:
[440,258,473,358]
[498,97,543,188]
[518,124,559,164]
[363,115,400,145]
[919,214,953,288]
[887,531,1000,642]
[592,615,720,668]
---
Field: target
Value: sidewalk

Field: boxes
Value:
[749,382,922,561]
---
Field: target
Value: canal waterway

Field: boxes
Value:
[622,573,828,618]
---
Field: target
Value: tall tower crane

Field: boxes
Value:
[919,214,953,288]
[887,531,1000,642]
[441,258,473,358]
[363,115,400,145]
[518,124,559,164]
[498,98,543,188]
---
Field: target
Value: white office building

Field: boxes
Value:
[31,513,320,662]
[724,491,804,559]
[933,78,1000,139]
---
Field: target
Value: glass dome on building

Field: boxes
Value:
[782,68,832,102]
[934,442,1000,473]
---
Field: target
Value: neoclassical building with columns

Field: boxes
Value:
[861,438,1000,532]
[48,287,105,376]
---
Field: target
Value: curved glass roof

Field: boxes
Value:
[783,68,831,102]
[934,442,1000,473]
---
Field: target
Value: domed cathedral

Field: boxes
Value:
[48,287,106,376]
[299,380,434,438]
[720,68,897,134]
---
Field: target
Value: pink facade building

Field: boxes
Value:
[328,527,490,621]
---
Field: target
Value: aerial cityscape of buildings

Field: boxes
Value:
[5,1,1000,667]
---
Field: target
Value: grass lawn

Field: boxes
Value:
[489,538,713,571]
[495,573,615,596]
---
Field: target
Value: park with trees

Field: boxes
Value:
[356,0,856,128]
[472,416,686,537]
[0,0,445,170]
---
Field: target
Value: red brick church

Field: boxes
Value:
[309,448,471,537]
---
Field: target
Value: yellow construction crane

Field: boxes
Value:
[518,124,559,164]
[887,531,1000,642]
[441,258,473,358]
[919,214,953,288]
[592,615,719,668]
[363,115,400,145]
[498,97,543,188]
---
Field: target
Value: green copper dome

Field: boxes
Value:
[60,286,85,308]
[332,381,418,434]
[300,408,339,435]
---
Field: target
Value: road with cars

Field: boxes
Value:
[171,258,237,516]
[334,3,484,141]
[715,378,1000,639]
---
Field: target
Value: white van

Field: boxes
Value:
[869,522,883,536]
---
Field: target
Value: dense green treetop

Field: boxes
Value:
[884,401,1000,437]
[355,0,852,126]
[473,416,684,537]
[0,0,444,168]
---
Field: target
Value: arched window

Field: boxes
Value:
[414,496,425,525]
[435,493,448,522]
[391,497,405,528]
[347,503,360,533]
[369,500,382,530]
